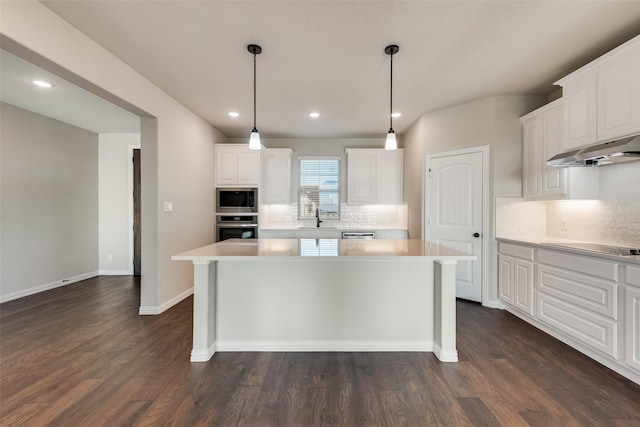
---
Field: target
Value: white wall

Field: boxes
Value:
[1,2,226,313]
[403,95,546,306]
[98,133,140,274]
[0,103,98,301]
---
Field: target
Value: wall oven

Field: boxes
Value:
[216,188,258,213]
[215,215,258,242]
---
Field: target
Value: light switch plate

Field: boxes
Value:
[164,202,173,212]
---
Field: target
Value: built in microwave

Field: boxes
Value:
[216,188,258,213]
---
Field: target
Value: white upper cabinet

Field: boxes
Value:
[215,144,260,187]
[346,149,403,204]
[522,111,544,198]
[556,35,640,152]
[521,100,598,200]
[262,148,292,204]
[597,51,640,142]
[563,75,598,150]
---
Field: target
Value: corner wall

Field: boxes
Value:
[0,103,98,301]
[403,95,546,306]
[1,2,226,312]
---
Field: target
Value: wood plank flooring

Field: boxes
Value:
[1,275,639,426]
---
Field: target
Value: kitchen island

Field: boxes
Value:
[172,238,475,363]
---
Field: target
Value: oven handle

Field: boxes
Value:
[216,223,258,228]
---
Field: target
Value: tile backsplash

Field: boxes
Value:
[496,163,640,246]
[260,203,408,230]
[546,199,640,246]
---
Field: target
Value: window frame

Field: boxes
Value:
[297,156,341,220]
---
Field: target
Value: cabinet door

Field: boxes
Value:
[375,230,408,239]
[263,149,292,204]
[597,51,640,142]
[498,254,515,305]
[542,105,568,197]
[514,259,535,316]
[625,286,640,373]
[522,117,543,198]
[237,150,260,186]
[216,148,238,186]
[376,151,403,203]
[348,152,377,204]
[563,75,597,151]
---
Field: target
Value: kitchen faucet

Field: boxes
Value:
[316,207,323,228]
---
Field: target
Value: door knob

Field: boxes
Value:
[473,232,480,238]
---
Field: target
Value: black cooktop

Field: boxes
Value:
[547,242,640,256]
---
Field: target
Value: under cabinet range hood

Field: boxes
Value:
[547,135,640,167]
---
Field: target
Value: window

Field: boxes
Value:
[298,157,340,219]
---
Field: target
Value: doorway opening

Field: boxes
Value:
[130,146,141,276]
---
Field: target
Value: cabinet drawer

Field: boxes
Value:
[627,265,640,288]
[537,264,618,319]
[538,249,618,281]
[538,293,618,358]
[498,243,534,261]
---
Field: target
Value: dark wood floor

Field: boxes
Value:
[1,276,639,426]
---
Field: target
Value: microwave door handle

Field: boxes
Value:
[216,223,258,228]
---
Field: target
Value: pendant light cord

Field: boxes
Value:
[389,52,393,130]
[253,52,257,130]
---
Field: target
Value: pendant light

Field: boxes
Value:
[248,44,262,150]
[384,44,399,150]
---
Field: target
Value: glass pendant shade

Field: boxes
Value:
[249,128,261,150]
[384,44,399,151]
[385,130,397,150]
[248,44,262,150]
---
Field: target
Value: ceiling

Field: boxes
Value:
[7,1,640,138]
[0,49,140,134]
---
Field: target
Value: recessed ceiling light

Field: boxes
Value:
[30,79,54,88]
[309,112,320,118]
[228,112,239,118]
[391,112,401,118]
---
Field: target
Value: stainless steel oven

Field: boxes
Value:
[215,215,258,242]
[216,188,258,213]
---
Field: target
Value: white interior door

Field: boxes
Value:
[427,150,484,302]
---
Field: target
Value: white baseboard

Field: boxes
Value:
[138,286,193,315]
[191,345,216,362]
[483,298,502,309]
[0,271,99,303]
[215,340,434,352]
[98,270,131,275]
[433,342,459,362]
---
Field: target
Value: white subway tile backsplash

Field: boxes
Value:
[495,198,547,239]
[260,203,408,230]
[546,199,640,246]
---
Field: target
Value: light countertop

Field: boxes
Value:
[496,236,640,264]
[172,238,476,262]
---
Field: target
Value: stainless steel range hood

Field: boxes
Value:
[547,134,640,167]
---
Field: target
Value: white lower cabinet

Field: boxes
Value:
[498,240,640,384]
[375,230,408,239]
[625,266,640,374]
[537,249,619,358]
[498,243,535,316]
[259,230,296,239]
[259,229,408,239]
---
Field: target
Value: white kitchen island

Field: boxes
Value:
[172,239,475,363]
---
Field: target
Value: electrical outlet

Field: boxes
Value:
[561,218,568,230]
[108,254,113,261]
